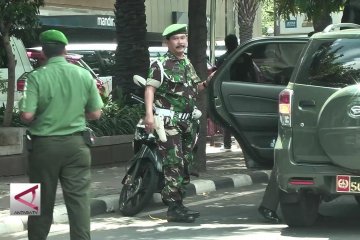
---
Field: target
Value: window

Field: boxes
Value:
[68,50,116,76]
[298,39,360,88]
[229,42,305,85]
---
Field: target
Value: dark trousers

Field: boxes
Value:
[223,128,232,149]
[260,168,279,211]
[27,135,91,240]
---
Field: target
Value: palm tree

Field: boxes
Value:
[233,0,262,43]
[188,0,208,172]
[114,0,149,101]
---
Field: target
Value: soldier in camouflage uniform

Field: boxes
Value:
[144,24,209,223]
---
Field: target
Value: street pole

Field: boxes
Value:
[225,0,228,36]
[209,0,216,65]
[274,1,280,36]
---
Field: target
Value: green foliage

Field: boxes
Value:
[0,74,6,94]
[0,104,26,127]
[1,1,45,127]
[0,90,145,136]
[274,0,344,21]
[261,0,275,35]
[87,88,145,136]
[0,0,44,39]
[87,100,144,137]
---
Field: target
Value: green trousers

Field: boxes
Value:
[27,135,91,240]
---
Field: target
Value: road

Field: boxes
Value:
[5,183,360,240]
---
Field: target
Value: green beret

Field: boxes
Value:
[39,29,68,45]
[162,24,187,38]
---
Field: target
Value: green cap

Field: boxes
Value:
[162,24,187,38]
[39,29,68,45]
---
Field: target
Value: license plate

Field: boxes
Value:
[336,175,360,193]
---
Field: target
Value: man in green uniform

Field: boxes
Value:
[19,29,103,240]
[144,24,210,223]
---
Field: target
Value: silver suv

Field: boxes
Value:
[276,23,360,227]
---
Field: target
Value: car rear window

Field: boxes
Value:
[228,42,305,85]
[296,38,360,88]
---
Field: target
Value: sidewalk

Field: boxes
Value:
[0,143,271,235]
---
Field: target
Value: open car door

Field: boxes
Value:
[208,37,308,168]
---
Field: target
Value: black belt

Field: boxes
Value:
[31,131,83,139]
[155,108,192,120]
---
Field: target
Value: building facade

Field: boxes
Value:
[35,0,261,45]
[279,13,343,35]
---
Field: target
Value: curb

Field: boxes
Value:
[0,170,270,235]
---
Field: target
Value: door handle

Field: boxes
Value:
[299,100,316,107]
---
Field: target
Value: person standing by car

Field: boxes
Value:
[144,24,210,223]
[19,29,103,240]
[258,169,281,223]
[216,34,239,151]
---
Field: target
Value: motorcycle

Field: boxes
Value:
[118,76,200,216]
[118,111,164,216]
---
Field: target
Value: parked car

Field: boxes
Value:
[0,37,33,106]
[209,23,360,227]
[66,44,172,75]
[208,35,308,169]
[274,23,360,227]
[65,43,116,77]
[21,49,105,95]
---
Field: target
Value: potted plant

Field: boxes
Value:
[87,92,144,166]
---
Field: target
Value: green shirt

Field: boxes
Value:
[19,56,103,136]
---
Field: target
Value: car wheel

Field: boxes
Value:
[280,190,320,227]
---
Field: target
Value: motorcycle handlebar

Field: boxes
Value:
[130,93,144,104]
[130,93,157,112]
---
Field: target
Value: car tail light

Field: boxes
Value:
[17,79,25,91]
[17,73,29,91]
[279,89,293,127]
[289,178,315,185]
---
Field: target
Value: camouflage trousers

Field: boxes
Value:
[158,116,198,202]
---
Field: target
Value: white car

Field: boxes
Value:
[0,37,33,106]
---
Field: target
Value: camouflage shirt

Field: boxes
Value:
[146,51,201,113]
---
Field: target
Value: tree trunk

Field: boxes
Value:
[188,0,208,172]
[2,30,15,127]
[114,0,149,101]
[238,20,253,43]
[313,12,333,32]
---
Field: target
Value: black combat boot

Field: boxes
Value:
[258,206,280,223]
[167,202,195,223]
[178,201,200,218]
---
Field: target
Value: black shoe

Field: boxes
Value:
[167,203,195,223]
[179,203,200,218]
[183,175,191,185]
[258,206,280,223]
[183,171,200,185]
